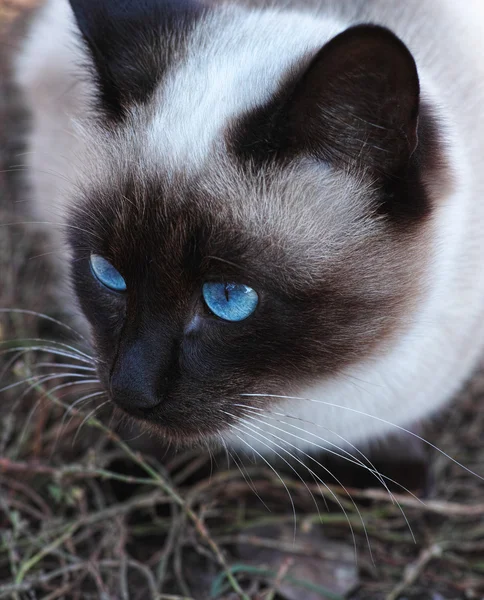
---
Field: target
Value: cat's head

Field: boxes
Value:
[66,0,444,444]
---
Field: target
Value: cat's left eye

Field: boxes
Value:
[202,282,258,322]
[90,254,127,292]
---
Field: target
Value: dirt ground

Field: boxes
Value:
[1,2,484,599]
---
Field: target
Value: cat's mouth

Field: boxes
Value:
[108,392,235,445]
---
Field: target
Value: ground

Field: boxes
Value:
[1,2,484,599]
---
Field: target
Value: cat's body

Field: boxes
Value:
[13,0,484,453]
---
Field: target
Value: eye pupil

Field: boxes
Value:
[202,282,258,322]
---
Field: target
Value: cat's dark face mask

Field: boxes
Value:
[65,0,443,443]
[67,158,434,444]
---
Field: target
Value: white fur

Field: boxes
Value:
[15,0,484,454]
[148,9,342,171]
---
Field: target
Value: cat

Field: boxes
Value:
[12,0,484,455]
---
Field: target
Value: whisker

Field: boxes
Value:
[0,373,75,396]
[230,431,298,540]
[233,417,362,561]
[120,426,148,443]
[14,378,101,450]
[60,390,107,432]
[238,404,417,542]
[240,410,416,552]
[0,349,31,382]
[217,433,231,470]
[0,344,94,365]
[34,362,97,372]
[0,337,94,362]
[226,446,271,512]
[237,403,388,488]
[72,400,111,446]
[241,394,484,482]
[3,372,93,394]
[0,308,89,343]
[50,391,107,457]
[237,403,423,504]
[232,417,328,520]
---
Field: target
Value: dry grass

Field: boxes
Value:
[1,2,484,599]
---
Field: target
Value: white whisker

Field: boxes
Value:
[50,391,107,457]
[241,394,484,482]
[233,417,362,562]
[0,337,94,362]
[34,362,96,372]
[0,347,94,367]
[240,410,415,552]
[0,371,90,396]
[232,418,328,518]
[236,403,423,520]
[0,308,88,343]
[237,403,389,489]
[15,378,101,449]
[73,400,111,445]
[230,431,298,540]
[0,340,94,364]
[226,446,271,512]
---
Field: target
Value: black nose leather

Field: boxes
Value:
[110,340,162,413]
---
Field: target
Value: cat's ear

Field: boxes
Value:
[68,0,200,119]
[283,25,420,174]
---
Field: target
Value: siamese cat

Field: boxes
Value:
[12,0,484,455]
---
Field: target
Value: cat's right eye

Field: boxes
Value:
[90,254,127,292]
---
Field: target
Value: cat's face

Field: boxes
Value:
[66,0,442,444]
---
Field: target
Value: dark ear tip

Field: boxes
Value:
[331,23,420,94]
[276,22,422,173]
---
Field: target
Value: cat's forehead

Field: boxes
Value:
[113,7,344,173]
[75,150,380,287]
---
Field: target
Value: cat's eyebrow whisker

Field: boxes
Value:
[206,255,243,270]
[0,308,89,343]
[233,416,366,562]
[241,394,484,482]
[28,250,63,260]
[238,408,416,546]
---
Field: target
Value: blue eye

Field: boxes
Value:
[202,282,258,322]
[90,254,127,292]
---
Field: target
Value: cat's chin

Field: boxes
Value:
[113,405,225,448]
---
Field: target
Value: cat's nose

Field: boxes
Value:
[110,371,160,416]
[110,341,163,415]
